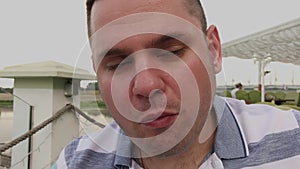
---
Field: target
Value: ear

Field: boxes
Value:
[206,25,222,73]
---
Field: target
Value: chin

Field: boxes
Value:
[157,122,204,158]
[160,113,208,158]
[157,137,192,158]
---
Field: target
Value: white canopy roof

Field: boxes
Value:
[222,18,300,65]
[0,61,96,80]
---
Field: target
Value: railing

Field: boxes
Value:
[0,152,11,168]
[0,104,106,168]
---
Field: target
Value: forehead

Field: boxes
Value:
[90,0,202,34]
[90,12,206,61]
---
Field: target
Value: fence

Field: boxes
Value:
[0,104,106,168]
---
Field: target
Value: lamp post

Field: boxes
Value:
[254,54,272,102]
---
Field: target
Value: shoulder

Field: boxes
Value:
[225,97,300,143]
[54,121,122,169]
[222,98,300,168]
[231,88,238,92]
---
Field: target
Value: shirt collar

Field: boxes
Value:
[213,96,248,159]
[113,96,249,168]
[114,129,133,169]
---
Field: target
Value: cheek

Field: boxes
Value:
[97,74,114,110]
[99,78,127,125]
[97,74,137,129]
[188,59,213,105]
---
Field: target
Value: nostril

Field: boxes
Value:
[132,89,167,112]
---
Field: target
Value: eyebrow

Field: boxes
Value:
[148,32,186,48]
[105,48,128,57]
[97,47,130,60]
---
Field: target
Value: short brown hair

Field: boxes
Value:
[86,0,207,37]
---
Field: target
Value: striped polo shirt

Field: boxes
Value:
[53,97,300,169]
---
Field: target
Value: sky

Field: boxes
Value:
[0,0,299,87]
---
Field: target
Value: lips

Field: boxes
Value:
[141,112,179,129]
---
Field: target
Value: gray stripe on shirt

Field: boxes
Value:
[292,109,300,126]
[223,128,300,169]
[65,137,81,167]
[68,149,118,169]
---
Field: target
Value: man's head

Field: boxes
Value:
[235,83,243,89]
[87,0,222,157]
[86,0,207,37]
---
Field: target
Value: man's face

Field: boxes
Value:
[90,0,222,156]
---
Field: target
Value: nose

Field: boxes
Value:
[132,69,166,98]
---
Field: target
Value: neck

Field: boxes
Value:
[137,131,216,169]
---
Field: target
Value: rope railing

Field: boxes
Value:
[0,104,106,153]
[73,106,105,128]
[0,153,11,159]
[0,153,11,168]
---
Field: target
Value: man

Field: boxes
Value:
[53,0,300,168]
[231,83,243,99]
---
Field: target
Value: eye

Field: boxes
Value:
[106,57,132,71]
[156,46,186,58]
[107,64,119,71]
[170,48,185,56]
